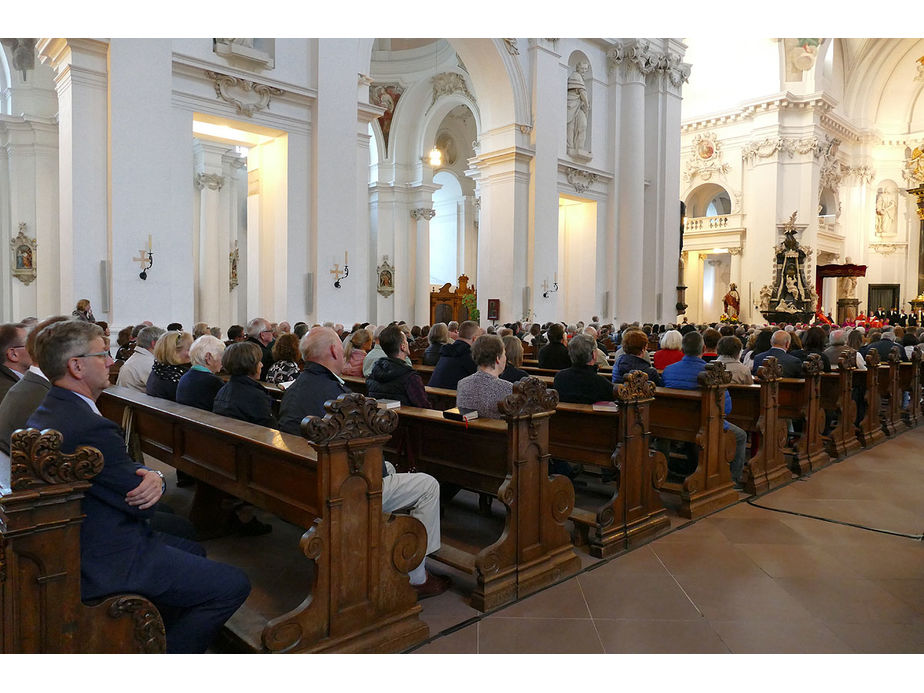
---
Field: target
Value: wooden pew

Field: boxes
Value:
[1,429,166,653]
[726,357,790,495]
[390,378,581,611]
[899,347,922,428]
[649,362,738,519]
[97,386,429,653]
[820,348,861,460]
[854,350,885,448]
[778,355,831,475]
[108,359,124,385]
[879,348,903,437]
[548,372,669,558]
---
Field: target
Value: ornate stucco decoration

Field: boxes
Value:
[429,72,475,111]
[229,242,239,291]
[818,137,846,193]
[410,208,436,221]
[902,144,924,186]
[10,223,36,286]
[357,73,374,88]
[848,165,874,185]
[915,56,924,82]
[607,39,659,81]
[742,136,821,165]
[564,167,598,194]
[503,39,519,56]
[204,70,284,117]
[684,132,729,183]
[369,83,405,156]
[0,39,36,81]
[870,242,902,256]
[195,173,224,191]
[783,39,822,81]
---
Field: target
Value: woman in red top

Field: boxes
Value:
[652,329,683,370]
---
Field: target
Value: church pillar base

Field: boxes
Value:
[837,298,860,325]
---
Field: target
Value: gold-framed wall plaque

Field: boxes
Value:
[11,223,36,286]
[377,255,395,297]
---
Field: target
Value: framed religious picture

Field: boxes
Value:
[377,255,395,297]
[11,223,37,286]
[487,298,500,322]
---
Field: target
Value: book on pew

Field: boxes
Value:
[443,407,479,422]
[376,399,402,409]
[592,401,619,412]
[277,379,297,390]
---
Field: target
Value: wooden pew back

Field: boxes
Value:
[820,348,860,459]
[1,429,166,653]
[97,386,429,654]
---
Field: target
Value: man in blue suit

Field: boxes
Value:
[26,320,250,653]
[663,330,748,488]
[750,329,804,378]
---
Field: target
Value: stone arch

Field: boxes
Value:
[684,182,732,218]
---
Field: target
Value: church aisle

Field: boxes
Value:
[411,425,924,654]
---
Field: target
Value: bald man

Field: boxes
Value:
[277,327,450,599]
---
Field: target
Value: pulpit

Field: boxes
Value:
[429,275,476,325]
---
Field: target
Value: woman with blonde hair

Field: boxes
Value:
[423,322,449,366]
[499,335,530,383]
[146,330,193,400]
[342,328,372,377]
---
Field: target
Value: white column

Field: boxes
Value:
[610,41,651,323]
[194,140,227,326]
[645,41,689,322]
[37,38,109,316]
[466,148,532,325]
[527,39,563,323]
[411,206,436,325]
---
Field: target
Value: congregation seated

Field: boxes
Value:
[846,329,868,370]
[114,325,135,361]
[555,334,615,404]
[714,335,753,385]
[341,327,372,377]
[0,315,68,453]
[213,342,276,428]
[701,328,720,360]
[612,330,663,387]
[175,335,226,411]
[244,317,275,381]
[224,323,245,346]
[0,321,31,404]
[423,322,449,366]
[662,330,748,488]
[456,334,513,419]
[366,324,429,407]
[652,329,683,370]
[537,323,571,370]
[277,326,449,598]
[863,329,900,361]
[800,326,832,371]
[265,333,301,384]
[428,320,481,389]
[116,325,164,392]
[742,328,772,371]
[499,334,530,383]
[902,332,919,360]
[145,330,192,401]
[751,329,804,377]
[26,319,250,653]
[612,326,652,365]
[583,326,610,368]
[523,322,546,349]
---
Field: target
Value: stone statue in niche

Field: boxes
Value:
[566,61,590,157]
[875,186,896,236]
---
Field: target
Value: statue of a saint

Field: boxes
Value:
[722,283,740,318]
[566,62,590,156]
[875,187,895,236]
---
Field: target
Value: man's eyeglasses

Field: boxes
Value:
[73,351,111,361]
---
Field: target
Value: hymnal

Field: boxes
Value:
[592,401,619,412]
[443,407,479,422]
[376,399,402,409]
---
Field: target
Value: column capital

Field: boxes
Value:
[607,39,690,91]
[410,208,436,221]
[36,38,109,90]
[195,172,225,191]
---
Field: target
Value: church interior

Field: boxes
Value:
[0,19,922,675]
